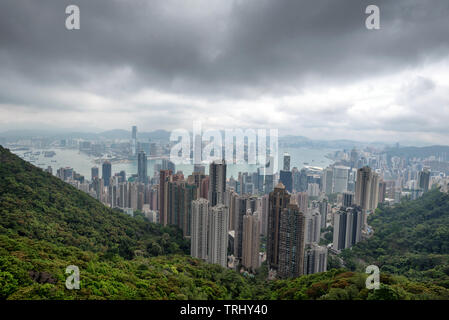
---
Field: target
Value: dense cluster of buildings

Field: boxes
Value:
[37,128,449,280]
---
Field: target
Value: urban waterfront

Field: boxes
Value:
[12,146,336,181]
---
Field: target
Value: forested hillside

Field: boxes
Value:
[1,146,449,300]
[2,234,448,300]
[0,146,189,259]
[341,189,449,288]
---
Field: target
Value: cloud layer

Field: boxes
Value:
[0,0,449,144]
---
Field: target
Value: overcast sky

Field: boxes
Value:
[0,0,449,144]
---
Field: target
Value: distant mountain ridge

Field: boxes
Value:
[385,145,449,160]
[0,129,171,142]
[99,129,170,141]
[279,135,388,149]
[1,129,448,150]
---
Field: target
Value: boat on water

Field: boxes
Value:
[12,148,30,152]
[44,151,56,157]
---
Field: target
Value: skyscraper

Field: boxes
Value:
[264,173,274,194]
[279,170,293,193]
[305,210,321,244]
[57,167,73,181]
[368,173,380,211]
[131,125,137,156]
[333,206,363,251]
[137,150,148,184]
[238,172,248,195]
[102,161,111,187]
[118,170,126,183]
[208,160,226,207]
[242,209,261,272]
[162,159,176,173]
[119,182,128,208]
[343,191,354,207]
[129,182,138,210]
[234,195,258,261]
[355,166,372,211]
[193,164,206,175]
[295,192,308,215]
[261,194,269,236]
[332,166,349,193]
[91,166,99,181]
[190,171,207,199]
[278,197,306,279]
[257,167,265,192]
[292,167,300,192]
[159,169,172,226]
[207,204,229,267]
[264,156,275,194]
[283,153,291,171]
[350,148,359,168]
[333,208,347,251]
[227,190,239,230]
[167,179,197,237]
[322,167,333,195]
[200,176,209,199]
[92,177,104,201]
[307,183,320,197]
[191,198,209,260]
[298,168,308,192]
[378,180,387,204]
[418,168,430,193]
[267,183,291,272]
[304,244,328,275]
[355,166,380,212]
[319,199,328,230]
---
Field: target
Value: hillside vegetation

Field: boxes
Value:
[0,146,189,259]
[341,189,449,288]
[1,146,449,300]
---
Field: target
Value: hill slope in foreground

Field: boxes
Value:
[1,146,449,300]
[341,188,449,288]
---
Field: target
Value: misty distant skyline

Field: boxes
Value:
[1,0,449,144]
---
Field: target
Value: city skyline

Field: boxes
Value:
[2,0,449,305]
[2,125,447,149]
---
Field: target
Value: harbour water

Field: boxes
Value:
[11,146,336,181]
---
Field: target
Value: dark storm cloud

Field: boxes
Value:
[1,0,448,96]
[221,0,449,91]
[0,0,449,143]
